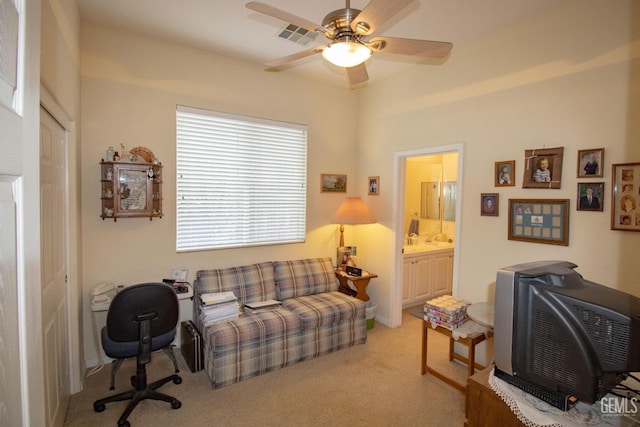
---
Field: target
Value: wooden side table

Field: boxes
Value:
[465,365,526,427]
[335,271,377,302]
[421,319,488,393]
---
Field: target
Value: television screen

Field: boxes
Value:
[494,260,640,409]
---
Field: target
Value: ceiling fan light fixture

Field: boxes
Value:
[354,21,371,35]
[322,41,371,68]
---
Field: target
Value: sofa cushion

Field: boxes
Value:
[195,262,276,304]
[274,257,337,300]
[281,291,365,329]
[205,308,301,347]
[203,309,302,388]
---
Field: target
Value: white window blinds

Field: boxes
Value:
[176,105,307,252]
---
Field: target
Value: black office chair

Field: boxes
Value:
[108,342,179,390]
[93,283,182,426]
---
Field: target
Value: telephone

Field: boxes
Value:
[91,282,117,306]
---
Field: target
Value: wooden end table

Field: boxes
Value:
[421,319,488,393]
[335,271,377,302]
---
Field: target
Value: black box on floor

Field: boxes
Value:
[180,320,203,373]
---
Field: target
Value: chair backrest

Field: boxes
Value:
[106,283,179,342]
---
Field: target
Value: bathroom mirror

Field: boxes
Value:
[443,182,457,221]
[420,182,440,220]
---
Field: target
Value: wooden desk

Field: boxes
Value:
[335,271,377,302]
[465,365,525,427]
[421,319,487,393]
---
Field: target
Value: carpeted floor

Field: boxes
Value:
[64,309,469,426]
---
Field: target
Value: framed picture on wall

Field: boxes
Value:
[508,198,569,245]
[368,176,380,195]
[577,148,604,178]
[495,160,515,187]
[611,163,640,231]
[480,193,499,216]
[577,182,604,211]
[321,174,347,193]
[522,147,564,189]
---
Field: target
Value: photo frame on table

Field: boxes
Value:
[336,246,357,269]
[508,198,569,245]
[522,147,564,189]
[321,174,347,193]
[495,160,515,187]
[611,163,640,231]
[171,268,188,282]
[577,148,604,178]
[577,182,604,212]
[480,193,499,216]
[368,176,380,195]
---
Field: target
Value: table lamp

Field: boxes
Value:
[331,197,376,247]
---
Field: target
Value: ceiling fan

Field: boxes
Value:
[246,0,453,88]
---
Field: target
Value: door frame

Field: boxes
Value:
[390,143,464,327]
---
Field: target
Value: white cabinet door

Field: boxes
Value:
[414,256,434,302]
[431,252,453,296]
[402,258,413,305]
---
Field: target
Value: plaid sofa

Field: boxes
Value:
[193,257,367,388]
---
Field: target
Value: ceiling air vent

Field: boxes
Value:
[277,24,318,46]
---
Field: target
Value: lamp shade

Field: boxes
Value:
[332,197,376,225]
[332,197,376,247]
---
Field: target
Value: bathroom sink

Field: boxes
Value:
[403,242,454,253]
[425,241,454,248]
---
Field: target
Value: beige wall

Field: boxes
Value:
[357,0,640,326]
[80,1,640,364]
[80,23,363,362]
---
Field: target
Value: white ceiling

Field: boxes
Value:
[77,0,560,87]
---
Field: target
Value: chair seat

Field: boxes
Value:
[102,327,176,359]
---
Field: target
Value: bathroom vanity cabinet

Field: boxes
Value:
[402,249,453,307]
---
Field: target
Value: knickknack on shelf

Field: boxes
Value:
[100,150,162,221]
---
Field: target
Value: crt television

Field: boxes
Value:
[494,260,640,410]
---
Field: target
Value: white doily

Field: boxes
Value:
[425,317,490,340]
[488,369,640,427]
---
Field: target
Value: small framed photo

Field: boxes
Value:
[336,246,357,269]
[321,174,347,193]
[368,176,380,195]
[577,148,604,178]
[481,193,499,216]
[522,147,564,189]
[495,160,515,187]
[611,163,640,231]
[171,268,188,283]
[508,198,569,245]
[577,182,604,211]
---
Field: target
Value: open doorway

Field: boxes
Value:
[390,144,464,327]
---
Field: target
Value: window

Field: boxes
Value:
[176,105,307,251]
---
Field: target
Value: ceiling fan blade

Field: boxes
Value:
[346,63,369,87]
[246,2,324,35]
[264,47,323,70]
[368,36,452,58]
[351,0,414,36]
